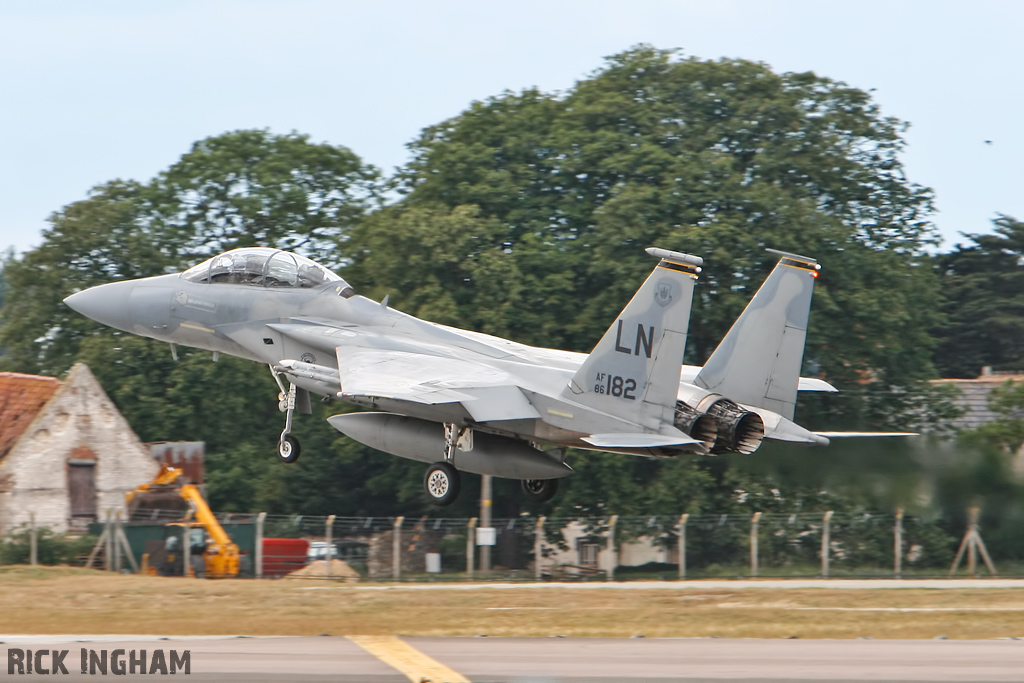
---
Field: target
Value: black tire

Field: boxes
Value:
[522,478,558,502]
[424,462,460,506]
[278,435,301,463]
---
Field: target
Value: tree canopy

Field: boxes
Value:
[0,130,378,376]
[933,215,1024,379]
[0,46,1001,521]
[368,46,943,429]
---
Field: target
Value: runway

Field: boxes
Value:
[4,635,1024,682]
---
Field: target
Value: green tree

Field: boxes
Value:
[941,382,1024,562]
[0,130,384,515]
[933,215,1024,379]
[0,180,163,375]
[346,203,527,337]
[960,380,1024,455]
[149,129,380,267]
[0,131,379,376]
[382,45,942,430]
[0,50,959,520]
[0,247,13,310]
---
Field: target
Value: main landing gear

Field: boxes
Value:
[521,478,558,503]
[422,424,562,505]
[424,462,460,506]
[425,423,465,506]
[270,365,301,463]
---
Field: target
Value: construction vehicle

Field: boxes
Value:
[125,464,240,578]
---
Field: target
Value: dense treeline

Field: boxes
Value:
[1,47,1021,537]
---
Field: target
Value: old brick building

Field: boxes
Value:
[0,363,159,534]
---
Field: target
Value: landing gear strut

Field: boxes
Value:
[522,478,558,502]
[424,423,466,505]
[270,365,301,463]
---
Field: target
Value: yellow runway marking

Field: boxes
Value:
[348,635,470,682]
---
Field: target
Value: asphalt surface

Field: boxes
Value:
[4,635,1024,682]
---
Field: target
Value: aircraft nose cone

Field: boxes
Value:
[64,281,133,331]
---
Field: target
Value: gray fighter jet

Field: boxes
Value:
[64,246,903,505]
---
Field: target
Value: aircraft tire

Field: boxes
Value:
[522,478,558,502]
[424,462,460,506]
[278,435,301,463]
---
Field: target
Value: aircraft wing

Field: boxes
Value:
[335,348,541,422]
[678,365,837,393]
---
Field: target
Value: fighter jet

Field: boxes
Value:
[64,246,898,505]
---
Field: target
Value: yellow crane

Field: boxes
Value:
[125,465,240,578]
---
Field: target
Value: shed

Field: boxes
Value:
[0,363,159,534]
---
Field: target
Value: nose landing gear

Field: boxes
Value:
[270,365,301,463]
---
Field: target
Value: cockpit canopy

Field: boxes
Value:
[180,248,351,291]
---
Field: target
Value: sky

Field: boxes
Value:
[2,0,1022,256]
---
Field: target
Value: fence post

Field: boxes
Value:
[325,514,336,581]
[534,516,547,581]
[480,474,492,573]
[750,512,762,577]
[29,513,37,566]
[894,508,903,578]
[821,511,833,578]
[967,507,978,577]
[606,515,619,581]
[114,509,123,573]
[183,514,191,578]
[255,512,266,579]
[466,517,477,580]
[949,506,997,577]
[392,516,404,581]
[105,509,114,572]
[677,513,689,580]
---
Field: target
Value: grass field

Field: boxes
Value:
[5,566,1024,639]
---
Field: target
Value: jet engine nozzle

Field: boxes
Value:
[703,398,765,455]
[673,401,717,452]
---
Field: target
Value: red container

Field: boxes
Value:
[262,538,309,577]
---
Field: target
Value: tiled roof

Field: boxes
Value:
[0,372,61,458]
[932,374,1024,431]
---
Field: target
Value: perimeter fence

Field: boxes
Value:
[55,506,1011,581]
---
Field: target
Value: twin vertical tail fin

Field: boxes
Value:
[564,248,702,430]
[695,249,819,420]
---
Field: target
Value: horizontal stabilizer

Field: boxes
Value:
[678,366,837,393]
[814,431,918,438]
[582,433,702,449]
[797,377,837,393]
